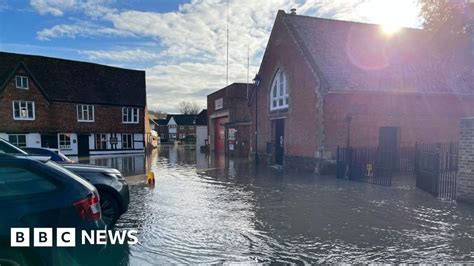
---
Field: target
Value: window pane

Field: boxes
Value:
[279,99,283,106]
[90,106,94,120]
[16,76,21,87]
[0,167,56,197]
[285,97,289,105]
[27,102,33,118]
[8,135,17,145]
[273,100,277,107]
[273,85,277,97]
[77,106,81,120]
[22,77,28,88]
[14,102,20,118]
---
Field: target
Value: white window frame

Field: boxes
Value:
[270,69,289,111]
[58,133,72,150]
[95,133,107,150]
[15,75,28,90]
[12,101,35,120]
[8,134,27,148]
[122,133,133,149]
[169,133,176,139]
[179,134,186,140]
[77,104,95,122]
[122,107,139,124]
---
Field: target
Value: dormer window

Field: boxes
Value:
[270,69,289,111]
[15,76,28,89]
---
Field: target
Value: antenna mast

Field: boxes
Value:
[226,0,229,86]
[246,44,249,99]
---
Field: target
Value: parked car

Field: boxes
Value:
[22,147,74,163]
[0,139,129,227]
[61,163,129,226]
[0,154,105,265]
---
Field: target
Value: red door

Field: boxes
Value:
[214,116,228,153]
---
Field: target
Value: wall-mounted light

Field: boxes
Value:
[253,74,261,87]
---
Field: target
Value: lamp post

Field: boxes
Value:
[253,75,261,163]
[346,114,352,148]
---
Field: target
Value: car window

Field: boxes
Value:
[24,148,49,156]
[0,167,57,197]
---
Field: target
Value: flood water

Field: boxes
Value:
[103,145,473,264]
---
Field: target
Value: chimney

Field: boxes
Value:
[290,8,296,15]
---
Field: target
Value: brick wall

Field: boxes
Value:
[324,91,474,158]
[457,118,474,203]
[0,69,145,134]
[208,83,251,154]
[250,12,319,164]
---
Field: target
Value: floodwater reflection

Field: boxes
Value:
[111,145,472,264]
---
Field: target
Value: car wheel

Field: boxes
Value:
[99,191,120,227]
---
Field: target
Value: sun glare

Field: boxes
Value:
[359,0,420,35]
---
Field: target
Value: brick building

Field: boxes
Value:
[250,11,474,171]
[207,83,252,156]
[0,52,148,156]
[155,114,198,143]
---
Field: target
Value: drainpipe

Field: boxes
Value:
[346,114,352,148]
[253,75,261,163]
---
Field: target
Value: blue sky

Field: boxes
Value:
[0,0,420,112]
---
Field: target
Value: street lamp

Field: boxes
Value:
[346,114,352,148]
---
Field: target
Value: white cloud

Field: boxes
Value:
[37,22,135,40]
[145,61,258,112]
[30,0,75,16]
[79,49,162,62]
[30,0,113,17]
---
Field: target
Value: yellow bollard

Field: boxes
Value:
[147,171,155,186]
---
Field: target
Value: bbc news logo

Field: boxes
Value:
[11,228,138,247]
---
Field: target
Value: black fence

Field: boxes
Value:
[336,146,415,186]
[336,142,459,199]
[415,142,458,200]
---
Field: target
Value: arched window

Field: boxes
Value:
[270,69,289,111]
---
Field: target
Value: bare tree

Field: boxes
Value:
[178,101,200,115]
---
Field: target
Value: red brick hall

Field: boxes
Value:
[249,10,474,172]
[0,52,149,156]
[207,83,253,157]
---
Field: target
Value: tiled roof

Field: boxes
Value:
[166,114,198,125]
[280,11,474,93]
[0,52,146,106]
[194,109,208,125]
[155,118,169,125]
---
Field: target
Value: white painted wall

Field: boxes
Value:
[134,133,144,149]
[26,133,41,147]
[196,125,208,148]
[168,117,177,133]
[0,133,41,147]
[89,134,95,150]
